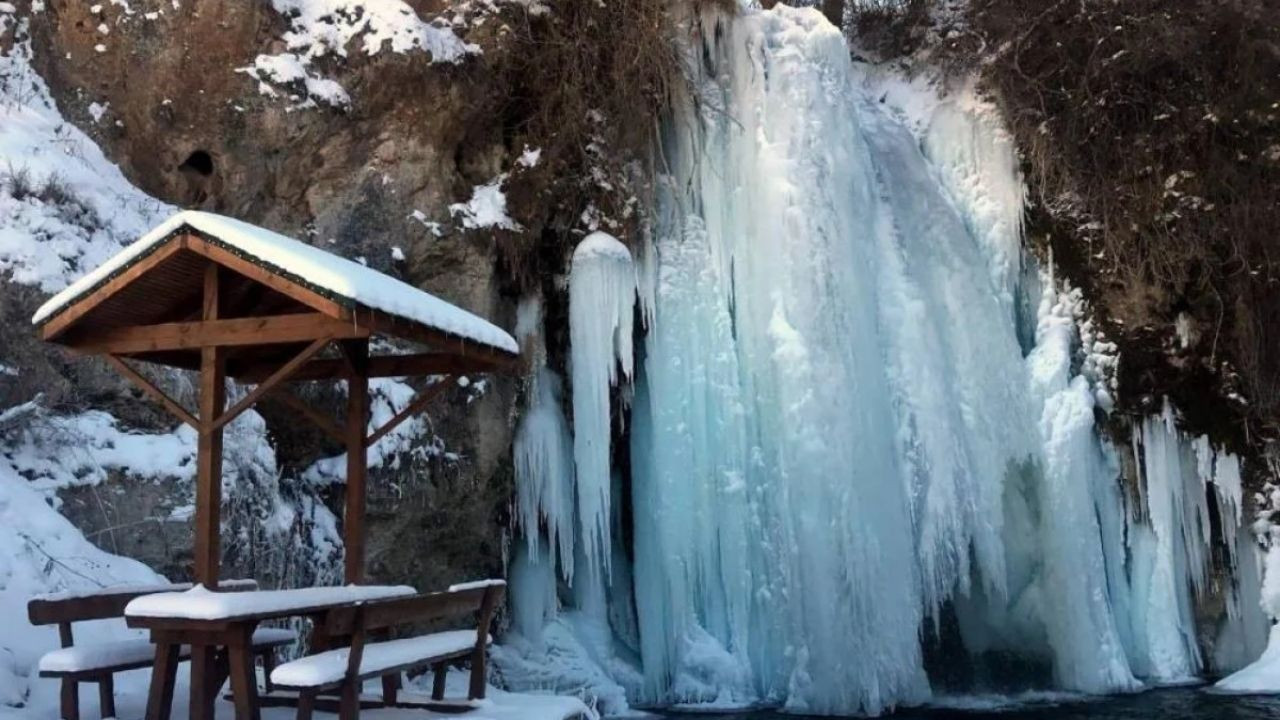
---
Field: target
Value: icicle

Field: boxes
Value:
[569,232,635,578]
[514,366,577,582]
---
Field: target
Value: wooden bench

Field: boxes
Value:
[269,580,505,720]
[28,581,295,720]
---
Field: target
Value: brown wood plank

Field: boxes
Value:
[182,234,351,322]
[40,237,189,341]
[194,263,226,588]
[210,338,332,433]
[364,383,447,448]
[270,389,345,445]
[104,355,199,429]
[361,309,519,371]
[233,352,497,383]
[63,313,368,355]
[343,340,370,585]
[323,587,492,636]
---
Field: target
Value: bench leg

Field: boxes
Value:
[261,651,276,695]
[431,663,446,701]
[97,676,116,719]
[60,679,79,720]
[145,642,180,720]
[338,680,360,720]
[468,647,486,701]
[296,690,316,720]
[380,674,398,705]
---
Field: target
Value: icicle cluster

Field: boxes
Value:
[569,233,636,578]
[501,5,1270,713]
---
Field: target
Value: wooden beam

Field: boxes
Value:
[343,339,369,585]
[365,382,448,449]
[40,238,189,340]
[63,313,368,355]
[359,309,520,372]
[182,234,350,321]
[103,355,198,429]
[194,264,225,588]
[269,389,345,445]
[233,352,506,383]
[209,337,331,433]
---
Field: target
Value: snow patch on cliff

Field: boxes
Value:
[244,0,479,108]
[0,19,170,292]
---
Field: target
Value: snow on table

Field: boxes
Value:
[124,584,415,621]
[31,210,519,355]
[37,628,296,674]
[271,630,487,688]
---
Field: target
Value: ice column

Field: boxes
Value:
[569,233,636,577]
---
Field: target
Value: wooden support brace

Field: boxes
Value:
[210,338,331,433]
[364,383,448,449]
[269,389,345,445]
[104,355,199,429]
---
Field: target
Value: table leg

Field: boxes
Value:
[227,627,261,720]
[144,643,179,720]
[189,645,218,720]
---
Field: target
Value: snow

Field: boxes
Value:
[447,579,506,592]
[271,630,485,687]
[449,177,521,231]
[243,0,478,108]
[124,584,415,621]
[1215,625,1280,694]
[33,579,256,602]
[37,628,294,673]
[0,460,163,706]
[31,209,519,355]
[0,20,170,294]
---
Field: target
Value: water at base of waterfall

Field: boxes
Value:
[655,689,1280,719]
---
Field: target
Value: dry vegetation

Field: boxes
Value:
[488,0,695,290]
[852,0,1280,457]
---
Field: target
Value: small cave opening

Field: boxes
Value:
[178,150,215,177]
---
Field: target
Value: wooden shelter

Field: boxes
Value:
[33,211,519,587]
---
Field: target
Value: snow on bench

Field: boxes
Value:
[124,584,415,621]
[38,628,296,674]
[270,630,489,688]
[32,578,258,603]
[446,578,507,593]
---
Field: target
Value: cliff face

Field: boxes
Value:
[6,0,530,590]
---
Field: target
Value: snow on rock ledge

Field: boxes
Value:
[242,0,479,108]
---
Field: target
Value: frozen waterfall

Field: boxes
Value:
[496,5,1268,716]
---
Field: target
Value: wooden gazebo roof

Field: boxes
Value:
[34,211,519,586]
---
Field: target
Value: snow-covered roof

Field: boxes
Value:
[32,210,518,356]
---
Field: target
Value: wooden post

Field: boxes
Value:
[343,339,370,585]
[194,263,226,588]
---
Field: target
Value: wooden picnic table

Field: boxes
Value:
[124,585,415,720]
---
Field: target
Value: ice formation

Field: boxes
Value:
[502,5,1268,716]
[568,233,636,578]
